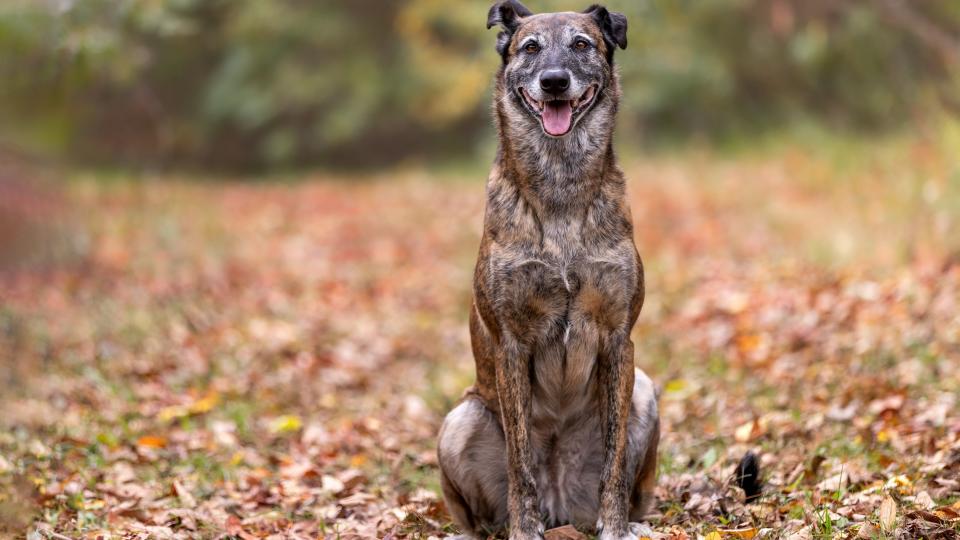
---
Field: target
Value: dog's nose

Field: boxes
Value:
[539,69,570,95]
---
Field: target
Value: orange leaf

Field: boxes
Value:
[135,435,167,449]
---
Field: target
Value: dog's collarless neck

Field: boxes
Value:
[497,144,613,213]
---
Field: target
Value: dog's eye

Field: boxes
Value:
[524,42,540,54]
[574,39,590,51]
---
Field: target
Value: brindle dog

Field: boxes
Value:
[437,2,660,539]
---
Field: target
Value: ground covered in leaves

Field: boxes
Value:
[2,132,960,539]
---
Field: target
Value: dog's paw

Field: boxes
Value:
[628,522,656,539]
[597,521,655,540]
[507,521,546,540]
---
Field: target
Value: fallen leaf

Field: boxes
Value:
[173,480,196,508]
[884,474,912,493]
[269,415,302,434]
[135,435,167,449]
[879,495,897,531]
[321,475,345,494]
[663,379,687,393]
[337,468,365,492]
[914,490,935,510]
[906,510,946,525]
[719,527,757,539]
[338,492,376,506]
[544,524,587,540]
[735,419,764,443]
[934,505,960,523]
[857,523,879,538]
[157,405,189,423]
[189,391,219,414]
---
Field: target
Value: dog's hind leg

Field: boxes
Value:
[438,395,509,539]
[628,369,660,524]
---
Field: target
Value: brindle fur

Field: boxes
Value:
[438,3,659,539]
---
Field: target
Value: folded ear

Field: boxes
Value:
[486,0,532,30]
[583,4,627,60]
[487,0,533,60]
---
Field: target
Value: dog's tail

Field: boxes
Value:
[734,451,762,503]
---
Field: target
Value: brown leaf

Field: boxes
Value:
[544,525,588,540]
[857,523,879,539]
[933,505,960,522]
[225,515,258,540]
[337,468,366,492]
[906,510,946,525]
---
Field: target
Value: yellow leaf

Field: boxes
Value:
[136,435,167,449]
[879,495,897,531]
[719,527,758,539]
[157,405,189,423]
[664,379,687,393]
[269,415,303,434]
[884,475,912,489]
[189,391,219,414]
[705,532,722,540]
[158,391,219,422]
[350,454,368,467]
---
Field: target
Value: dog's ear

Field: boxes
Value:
[583,4,627,61]
[487,1,533,60]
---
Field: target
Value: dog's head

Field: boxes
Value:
[487,1,627,138]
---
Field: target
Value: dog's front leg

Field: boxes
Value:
[495,333,543,540]
[596,331,637,540]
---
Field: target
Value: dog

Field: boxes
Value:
[437,2,660,540]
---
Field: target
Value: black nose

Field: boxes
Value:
[539,69,570,95]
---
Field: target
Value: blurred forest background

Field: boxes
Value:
[1,0,959,170]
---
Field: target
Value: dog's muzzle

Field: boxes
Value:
[520,84,598,137]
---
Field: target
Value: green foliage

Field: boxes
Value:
[0,0,957,170]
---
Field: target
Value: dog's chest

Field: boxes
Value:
[494,216,634,324]
[491,215,637,410]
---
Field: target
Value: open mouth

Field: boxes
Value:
[519,85,598,137]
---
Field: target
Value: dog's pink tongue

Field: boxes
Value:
[542,101,573,136]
